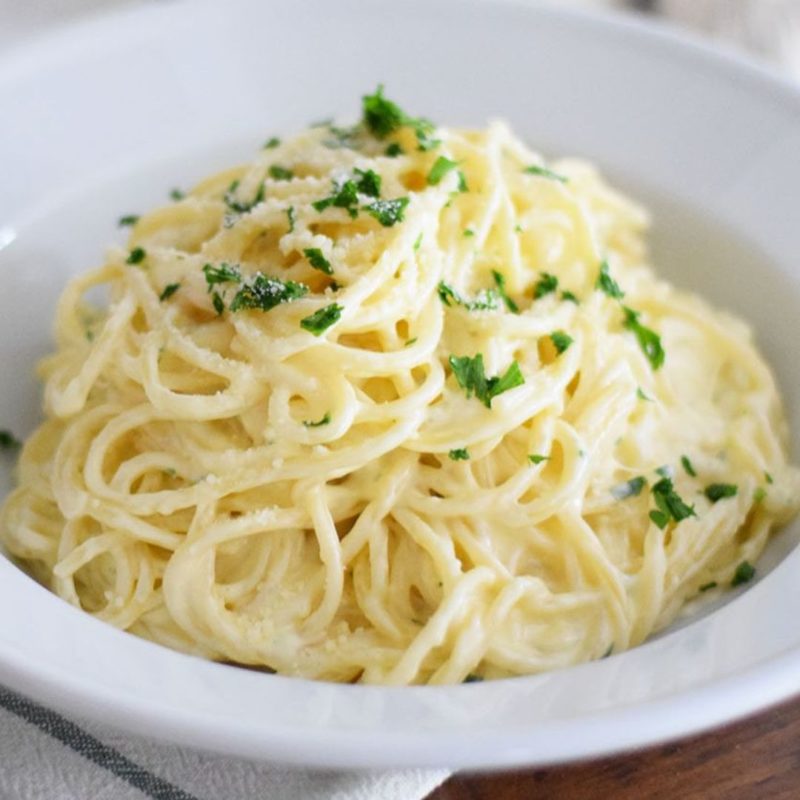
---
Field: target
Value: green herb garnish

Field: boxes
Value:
[549,330,573,355]
[596,260,624,299]
[361,85,439,151]
[413,234,423,251]
[303,248,334,276]
[224,180,265,214]
[354,168,382,198]
[681,455,697,477]
[704,483,738,503]
[699,581,718,592]
[202,262,242,289]
[491,271,519,314]
[268,165,294,181]
[303,412,331,428]
[449,448,470,461]
[622,306,665,370]
[463,674,483,683]
[528,454,550,465]
[313,177,360,218]
[118,214,139,227]
[754,487,767,503]
[650,477,696,528]
[561,290,579,304]
[427,156,458,186]
[637,387,652,402]
[263,137,281,149]
[0,430,21,450]
[437,282,499,312]
[385,143,403,157]
[159,283,180,302]
[300,303,343,336]
[524,164,568,183]
[766,472,774,484]
[212,291,225,316]
[286,205,296,232]
[126,247,146,265]
[364,197,410,227]
[611,476,646,500]
[170,188,185,201]
[230,274,308,313]
[533,272,559,299]
[448,354,524,408]
[731,561,755,587]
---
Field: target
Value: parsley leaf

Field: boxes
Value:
[463,229,475,238]
[361,85,439,151]
[202,262,242,289]
[364,197,410,227]
[533,272,559,299]
[300,303,343,336]
[596,260,624,299]
[427,156,459,186]
[413,234,423,251]
[705,483,738,503]
[766,471,774,484]
[212,291,225,316]
[561,290,579,304]
[385,143,403,157]
[286,205,296,232]
[524,164,568,183]
[681,455,697,477]
[651,477,696,525]
[230,274,308,312]
[491,271,519,314]
[126,247,146,265]
[312,177,360,218]
[263,137,281,149]
[731,560,755,587]
[449,448,470,461]
[754,487,767,503]
[449,354,524,408]
[224,180,265,214]
[170,188,185,201]
[303,248,334,276]
[268,165,294,181]
[649,509,670,529]
[699,581,718,592]
[528,454,550,465]
[637,387,652,402]
[159,283,180,302]
[437,282,499,312]
[0,430,21,450]
[118,214,139,227]
[303,412,331,428]
[549,330,573,354]
[622,306,665,370]
[611,476,646,500]
[354,168,382,198]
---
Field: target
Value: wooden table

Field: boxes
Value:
[428,693,800,799]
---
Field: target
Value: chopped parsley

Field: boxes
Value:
[159,283,180,302]
[202,262,242,289]
[699,581,718,592]
[230,274,308,313]
[118,214,139,227]
[457,171,469,192]
[0,430,21,450]
[313,177,360,218]
[361,85,439,151]
[354,168,382,198]
[549,330,573,355]
[524,164,568,183]
[637,387,652,402]
[611,476,646,500]
[170,188,185,201]
[224,180,265,214]
[533,272,559,299]
[448,354,524,408]
[427,156,458,186]
[704,483,738,503]
[212,291,225,316]
[268,165,294,181]
[528,454,550,465]
[364,197,410,227]
[754,487,767,503]
[622,306,665,370]
[655,465,673,479]
[437,282,499,312]
[263,137,281,149]
[413,234,423,251]
[303,412,331,428]
[596,260,624,299]
[766,471,774,484]
[491,271,519,314]
[649,477,696,528]
[286,205,296,232]
[681,455,697,477]
[449,448,470,461]
[126,247,146,265]
[463,229,475,238]
[303,248,334,276]
[561,290,579,304]
[405,337,418,347]
[300,303,343,336]
[731,561,755,587]
[385,143,403,157]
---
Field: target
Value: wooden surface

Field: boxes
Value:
[428,693,800,800]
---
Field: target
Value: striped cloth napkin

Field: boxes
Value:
[1,2,797,798]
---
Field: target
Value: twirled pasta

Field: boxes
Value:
[3,91,798,684]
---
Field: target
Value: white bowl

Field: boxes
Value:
[1,0,800,770]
